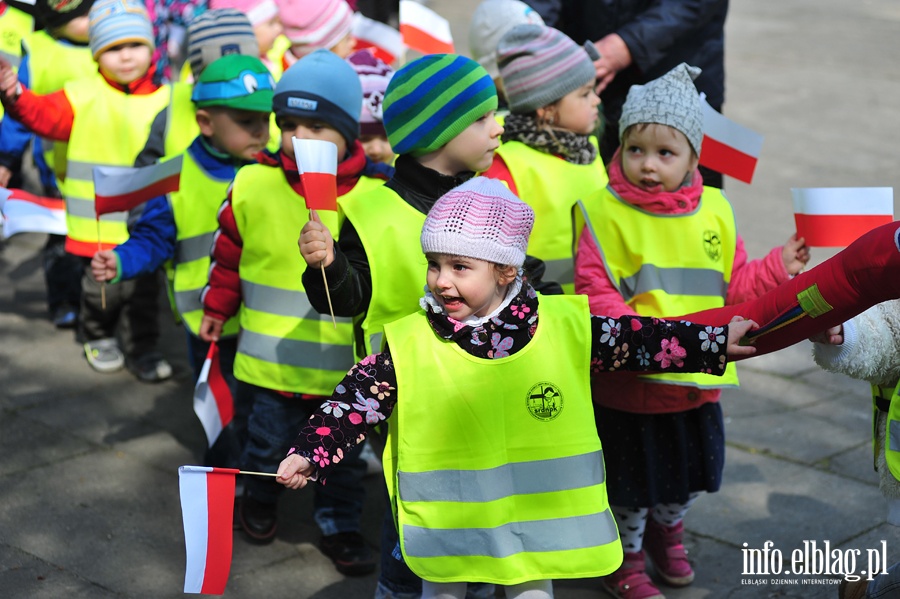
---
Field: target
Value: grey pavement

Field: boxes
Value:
[2,0,900,597]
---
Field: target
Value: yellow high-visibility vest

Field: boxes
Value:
[338,185,427,359]
[872,383,900,481]
[61,76,170,256]
[0,5,31,119]
[494,139,608,293]
[230,164,383,393]
[576,185,739,388]
[383,295,622,584]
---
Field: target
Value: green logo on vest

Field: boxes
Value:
[703,230,722,261]
[526,382,563,421]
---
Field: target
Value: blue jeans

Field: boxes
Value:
[186,333,246,470]
[239,381,368,535]
[868,560,900,597]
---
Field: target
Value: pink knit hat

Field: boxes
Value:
[421,177,534,268]
[347,49,394,137]
[276,0,353,52]
[209,0,278,26]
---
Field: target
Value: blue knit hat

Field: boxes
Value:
[383,54,498,157]
[272,48,362,144]
[88,0,154,59]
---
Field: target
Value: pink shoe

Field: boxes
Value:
[601,551,665,599]
[644,519,695,587]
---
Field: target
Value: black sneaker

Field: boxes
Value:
[239,495,277,544]
[319,531,376,576]
[126,351,173,383]
[51,305,78,329]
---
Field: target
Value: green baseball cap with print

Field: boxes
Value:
[191,54,275,113]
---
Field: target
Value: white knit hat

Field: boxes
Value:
[421,177,534,268]
[468,0,544,79]
[619,63,704,155]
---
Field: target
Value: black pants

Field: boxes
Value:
[43,235,82,313]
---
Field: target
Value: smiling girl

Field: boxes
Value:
[278,176,757,599]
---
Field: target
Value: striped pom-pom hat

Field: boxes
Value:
[421,177,534,268]
[497,24,598,114]
[383,54,498,156]
[88,0,154,59]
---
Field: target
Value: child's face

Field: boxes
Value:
[54,16,90,43]
[621,123,699,193]
[97,43,153,85]
[551,82,600,136]
[198,108,271,161]
[426,253,513,321]
[278,116,347,160]
[433,111,503,175]
[254,16,283,56]
[329,32,356,59]
[360,134,394,165]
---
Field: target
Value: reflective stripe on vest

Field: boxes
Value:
[61,76,170,256]
[383,295,622,584]
[231,164,383,393]
[163,83,199,158]
[338,185,427,359]
[168,146,239,336]
[576,185,739,389]
[494,140,608,293]
[872,383,900,481]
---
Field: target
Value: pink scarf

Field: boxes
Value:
[607,149,704,215]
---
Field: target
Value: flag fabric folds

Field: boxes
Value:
[93,154,183,216]
[699,97,763,184]
[399,0,454,55]
[193,342,234,448]
[792,187,894,247]
[0,187,66,238]
[179,465,239,595]
[292,137,338,211]
[352,12,405,65]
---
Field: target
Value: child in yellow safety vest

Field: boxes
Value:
[278,177,758,599]
[482,24,607,293]
[198,48,392,570]
[0,0,174,382]
[89,54,274,468]
[573,63,810,598]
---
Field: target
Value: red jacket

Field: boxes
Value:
[574,151,791,414]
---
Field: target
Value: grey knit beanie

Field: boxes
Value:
[421,177,534,268]
[619,63,704,155]
[497,24,599,114]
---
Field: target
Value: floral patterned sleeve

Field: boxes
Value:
[286,349,397,482]
[589,315,729,376]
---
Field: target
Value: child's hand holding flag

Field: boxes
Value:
[90,249,119,283]
[0,57,22,104]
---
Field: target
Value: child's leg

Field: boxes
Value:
[683,222,900,357]
[602,507,663,598]
[421,581,467,599]
[118,270,171,381]
[78,258,126,372]
[612,506,650,553]
[503,579,553,598]
[645,493,700,587]
[42,234,81,326]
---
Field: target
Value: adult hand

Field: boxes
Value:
[592,33,632,94]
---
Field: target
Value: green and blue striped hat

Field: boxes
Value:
[383,54,498,157]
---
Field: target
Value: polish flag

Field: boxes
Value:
[178,465,239,595]
[399,0,454,55]
[292,137,338,211]
[193,342,234,447]
[352,12,405,65]
[699,97,763,184]
[0,187,66,238]
[792,187,894,247]
[93,154,183,216]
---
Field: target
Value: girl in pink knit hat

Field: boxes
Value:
[274,0,354,70]
[277,176,757,599]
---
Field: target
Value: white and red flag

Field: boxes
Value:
[352,12,405,65]
[178,465,239,595]
[792,187,894,247]
[93,155,183,216]
[292,137,338,211]
[0,187,66,238]
[193,342,234,447]
[699,97,763,184]
[399,0,454,55]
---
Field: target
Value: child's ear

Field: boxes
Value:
[195,109,215,137]
[498,265,518,286]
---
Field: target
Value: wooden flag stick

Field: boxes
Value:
[238,470,281,478]
[309,209,337,329]
[96,219,106,309]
